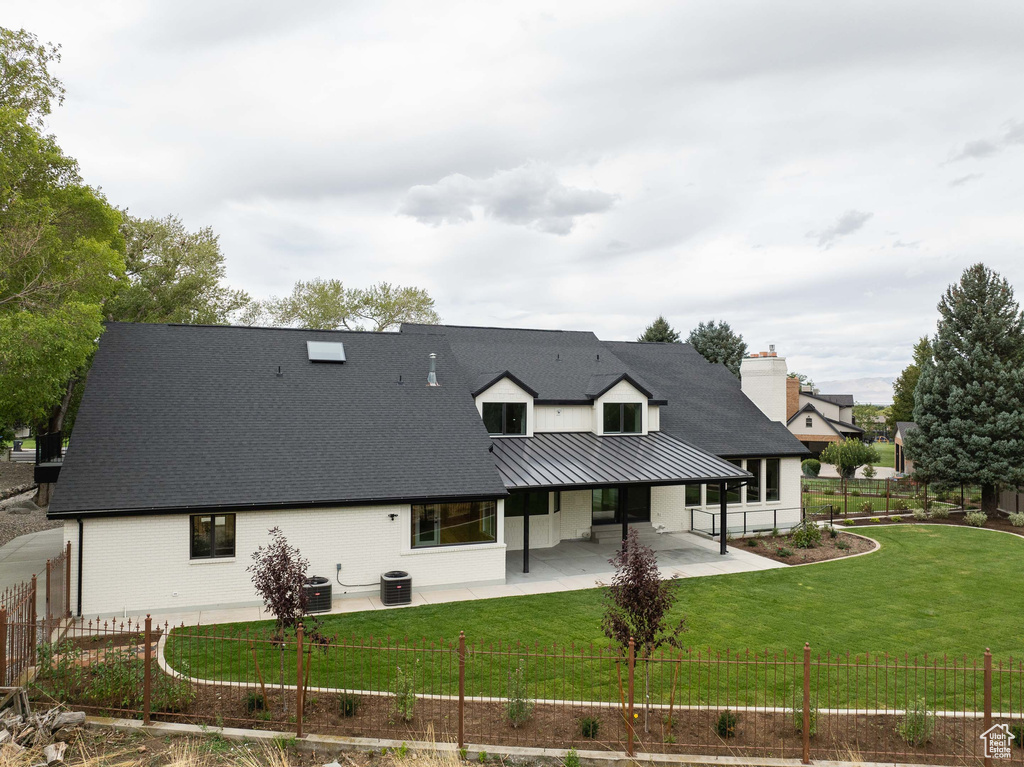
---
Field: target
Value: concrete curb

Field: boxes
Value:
[83,716,955,767]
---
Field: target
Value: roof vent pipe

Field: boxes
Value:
[427,353,439,387]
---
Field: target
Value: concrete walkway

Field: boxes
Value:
[145,530,784,627]
[0,528,63,613]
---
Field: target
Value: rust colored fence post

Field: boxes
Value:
[65,542,72,618]
[28,575,36,666]
[984,648,993,767]
[296,622,304,738]
[0,607,7,687]
[626,637,636,757]
[143,615,152,725]
[45,559,51,637]
[802,643,811,765]
[458,631,466,749]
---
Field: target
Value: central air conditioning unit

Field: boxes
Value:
[303,576,332,613]
[380,570,412,606]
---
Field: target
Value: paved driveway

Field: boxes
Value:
[0,528,64,613]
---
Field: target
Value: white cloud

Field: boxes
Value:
[398,163,617,235]
[948,120,1024,162]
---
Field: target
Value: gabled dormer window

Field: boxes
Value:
[483,402,527,435]
[603,402,642,434]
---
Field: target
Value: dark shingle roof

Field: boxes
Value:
[401,324,665,404]
[605,341,809,457]
[48,323,507,517]
[803,392,854,408]
[491,431,750,489]
[896,421,917,441]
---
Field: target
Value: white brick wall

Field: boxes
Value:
[558,490,593,540]
[740,356,789,423]
[67,501,507,617]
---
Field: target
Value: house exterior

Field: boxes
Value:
[784,379,864,457]
[48,322,807,617]
[894,421,917,475]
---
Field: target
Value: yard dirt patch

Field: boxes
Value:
[729,531,874,565]
[0,461,34,496]
[0,488,61,547]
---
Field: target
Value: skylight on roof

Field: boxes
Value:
[307,341,346,363]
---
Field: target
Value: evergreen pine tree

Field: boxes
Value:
[687,320,747,377]
[637,315,680,343]
[906,264,1024,512]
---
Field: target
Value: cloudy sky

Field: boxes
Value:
[11,1,1024,402]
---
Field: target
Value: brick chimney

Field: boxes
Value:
[786,376,800,420]
[740,345,789,423]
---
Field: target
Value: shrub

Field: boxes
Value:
[860,501,872,513]
[86,645,144,709]
[391,664,418,722]
[869,517,882,524]
[929,505,950,519]
[244,691,266,713]
[505,659,533,728]
[563,749,580,767]
[716,710,737,738]
[862,464,877,479]
[801,459,821,477]
[898,698,935,746]
[828,526,838,538]
[1010,724,1024,748]
[248,527,309,636]
[911,508,928,521]
[850,489,861,497]
[893,498,909,511]
[841,519,855,526]
[771,527,779,538]
[836,539,850,550]
[792,703,818,736]
[340,694,360,717]
[823,488,835,496]
[1008,512,1024,527]
[154,676,195,714]
[776,547,793,558]
[791,523,822,549]
[965,511,988,527]
[746,538,758,548]
[581,717,600,739]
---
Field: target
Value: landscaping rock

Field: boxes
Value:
[6,499,40,515]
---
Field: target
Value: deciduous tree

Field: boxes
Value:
[819,438,879,479]
[0,27,64,125]
[687,320,747,377]
[603,529,686,731]
[259,278,440,331]
[637,315,680,343]
[248,527,309,637]
[887,337,931,435]
[106,214,250,325]
[906,264,1024,512]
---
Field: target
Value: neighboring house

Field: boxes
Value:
[48,322,807,617]
[784,380,864,457]
[894,421,917,475]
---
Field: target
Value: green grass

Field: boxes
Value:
[163,526,1024,709]
[871,442,895,468]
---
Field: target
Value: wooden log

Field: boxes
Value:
[51,712,85,730]
[44,742,67,765]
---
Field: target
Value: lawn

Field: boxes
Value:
[871,441,895,468]
[164,526,1024,707]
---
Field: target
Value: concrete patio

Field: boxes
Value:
[140,528,784,627]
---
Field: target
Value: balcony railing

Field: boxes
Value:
[35,431,66,465]
[690,506,803,537]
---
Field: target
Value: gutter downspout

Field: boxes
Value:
[77,517,83,617]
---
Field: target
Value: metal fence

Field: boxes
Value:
[801,477,979,519]
[0,541,72,685]
[27,618,1024,765]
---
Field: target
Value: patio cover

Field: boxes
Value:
[490,431,751,490]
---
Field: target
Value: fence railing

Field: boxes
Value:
[34,431,65,465]
[801,477,979,518]
[28,617,1024,766]
[690,507,803,537]
[0,541,72,685]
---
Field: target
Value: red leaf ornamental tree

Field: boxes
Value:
[248,527,309,638]
[603,528,687,731]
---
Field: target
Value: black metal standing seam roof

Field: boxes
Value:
[490,431,751,490]
[48,323,508,517]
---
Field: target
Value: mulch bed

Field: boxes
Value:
[729,531,874,564]
[837,513,1024,538]
[68,681,1009,765]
